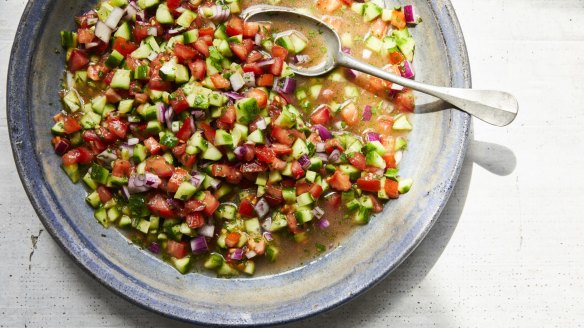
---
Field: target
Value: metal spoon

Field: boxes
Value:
[242,5,518,127]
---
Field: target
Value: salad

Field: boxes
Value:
[52,0,417,276]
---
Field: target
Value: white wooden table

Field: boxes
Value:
[2,0,583,326]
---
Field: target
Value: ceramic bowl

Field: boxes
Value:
[7,0,471,325]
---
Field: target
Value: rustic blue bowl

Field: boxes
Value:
[7,0,471,325]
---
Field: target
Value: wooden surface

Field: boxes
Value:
[2,0,583,326]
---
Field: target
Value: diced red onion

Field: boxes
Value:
[198,225,215,238]
[148,242,161,253]
[245,250,257,259]
[189,117,196,131]
[314,124,332,140]
[274,30,308,45]
[164,107,174,130]
[94,22,112,43]
[391,83,405,91]
[254,198,269,218]
[124,2,139,21]
[404,5,417,24]
[191,172,205,189]
[191,236,209,254]
[401,60,415,79]
[363,105,372,121]
[135,10,146,22]
[147,27,158,36]
[97,149,118,164]
[85,42,99,50]
[233,145,248,160]
[342,47,351,54]
[54,138,71,155]
[362,49,372,60]
[316,153,329,162]
[256,58,275,67]
[229,72,245,92]
[254,33,262,45]
[105,7,125,29]
[168,26,186,35]
[121,185,130,200]
[207,177,222,190]
[127,137,139,146]
[144,172,161,188]
[275,90,293,104]
[365,131,381,142]
[344,68,358,80]
[315,142,325,153]
[128,174,151,194]
[242,72,256,87]
[273,77,296,94]
[261,217,272,231]
[229,248,244,261]
[395,150,403,164]
[263,231,274,242]
[328,149,341,163]
[293,54,311,64]
[191,110,206,120]
[223,91,245,101]
[298,154,311,169]
[157,102,166,123]
[317,218,330,229]
[256,117,267,130]
[312,206,324,219]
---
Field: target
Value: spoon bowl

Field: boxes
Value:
[243,5,519,126]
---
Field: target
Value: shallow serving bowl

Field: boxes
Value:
[7,0,470,325]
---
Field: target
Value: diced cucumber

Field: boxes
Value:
[269,212,288,232]
[305,170,317,183]
[80,111,101,129]
[110,69,131,90]
[366,151,386,169]
[63,90,81,112]
[235,98,259,124]
[344,86,359,99]
[204,253,224,269]
[118,99,134,114]
[353,207,372,225]
[137,0,159,9]
[175,64,190,84]
[351,2,365,15]
[365,35,383,53]
[131,42,153,59]
[245,218,261,235]
[214,129,233,146]
[171,256,191,274]
[86,192,101,208]
[113,21,131,40]
[82,172,98,190]
[176,10,196,28]
[275,35,294,52]
[60,31,77,49]
[309,84,322,99]
[297,192,314,207]
[274,105,296,128]
[395,136,408,151]
[265,245,279,262]
[338,164,361,179]
[217,262,239,276]
[247,129,265,144]
[133,144,148,163]
[175,182,198,201]
[159,61,177,81]
[363,2,382,22]
[105,50,124,68]
[94,208,109,227]
[268,170,282,183]
[243,261,255,275]
[295,208,313,224]
[282,187,297,204]
[398,178,413,194]
[393,114,413,131]
[183,29,199,44]
[290,33,307,53]
[209,92,228,107]
[202,144,223,161]
[291,138,309,160]
[156,3,174,24]
[392,28,416,61]
[364,140,387,155]
[144,36,161,53]
[381,8,392,21]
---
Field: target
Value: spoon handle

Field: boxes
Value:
[336,53,518,127]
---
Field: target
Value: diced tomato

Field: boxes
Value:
[188,59,206,81]
[325,138,344,153]
[388,51,405,65]
[106,116,128,139]
[296,182,311,195]
[133,21,151,43]
[325,192,342,209]
[167,168,189,193]
[265,193,283,206]
[246,50,264,63]
[112,159,131,177]
[370,19,388,38]
[194,39,210,57]
[218,106,236,126]
[256,74,274,87]
[76,147,95,164]
[271,45,288,60]
[135,93,150,104]
[198,26,215,37]
[291,161,304,179]
[226,16,243,36]
[143,137,162,155]
[370,195,383,213]
[255,146,275,164]
[77,28,94,44]
[391,9,407,30]
[356,177,382,192]
[169,89,189,114]
[148,193,174,218]
[339,0,353,6]
[174,43,198,62]
[145,156,174,178]
[241,161,268,173]
[103,70,115,85]
[112,37,138,56]
[316,0,343,13]
[225,232,241,248]
[271,143,292,156]
[243,63,264,76]
[186,213,205,229]
[210,74,231,89]
[270,57,283,76]
[394,91,415,112]
[171,143,186,158]
[242,21,259,38]
[238,199,255,217]
[270,157,287,171]
[384,179,400,199]
[245,88,268,108]
[68,49,89,72]
[96,185,113,203]
[230,42,250,61]
[328,170,351,191]
[166,240,189,259]
[202,191,220,216]
[271,126,295,146]
[75,12,97,28]
[309,184,324,199]
[198,122,215,144]
[320,88,334,102]
[348,152,367,170]
[166,0,182,13]
[62,116,82,134]
[176,117,193,141]
[310,105,332,125]
[148,76,172,91]
[185,199,205,213]
[266,184,283,198]
[104,88,122,103]
[382,153,397,169]
[286,213,301,234]
[340,102,359,126]
[242,39,254,53]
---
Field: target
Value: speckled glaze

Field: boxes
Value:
[7,0,471,325]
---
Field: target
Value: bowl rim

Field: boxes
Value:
[7,0,471,325]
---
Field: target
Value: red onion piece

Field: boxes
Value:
[391,83,405,91]
[121,185,130,200]
[245,250,257,259]
[254,33,262,45]
[127,137,139,146]
[254,198,269,218]
[229,72,245,91]
[261,217,272,231]
[233,145,248,160]
[298,154,311,169]
[404,5,417,24]
[191,236,209,254]
[164,106,174,130]
[401,60,415,79]
[198,225,215,238]
[341,47,351,54]
[363,105,372,121]
[191,110,206,120]
[316,153,329,162]
[144,172,161,188]
[224,91,245,101]
[317,218,330,229]
[344,68,358,80]
[105,7,125,29]
[148,242,161,253]
[191,172,205,189]
[242,72,256,87]
[256,117,267,130]
[365,131,381,142]
[230,248,244,261]
[54,138,71,155]
[263,231,274,242]
[256,58,275,67]
[315,142,325,153]
[128,174,151,194]
[314,124,332,140]
[328,149,341,163]
[94,22,112,44]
